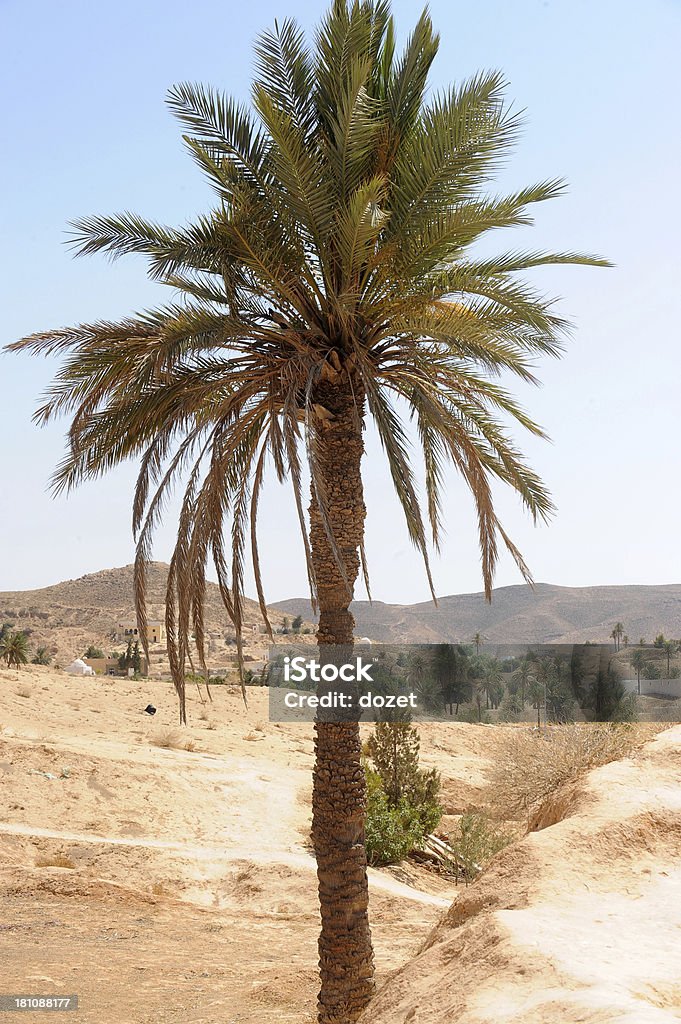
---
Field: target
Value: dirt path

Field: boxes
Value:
[0,667,462,1023]
[0,822,450,908]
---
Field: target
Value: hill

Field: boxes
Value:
[6,567,681,663]
[274,581,681,644]
[0,563,287,666]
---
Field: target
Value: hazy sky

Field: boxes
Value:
[2,0,680,603]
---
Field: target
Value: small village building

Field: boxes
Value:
[65,658,94,676]
[84,656,149,677]
[116,619,166,644]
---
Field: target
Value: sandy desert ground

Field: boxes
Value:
[0,665,680,1023]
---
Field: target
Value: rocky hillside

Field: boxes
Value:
[274,582,681,644]
[0,563,287,665]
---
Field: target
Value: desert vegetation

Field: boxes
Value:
[488,722,663,821]
[0,628,30,669]
[364,719,442,865]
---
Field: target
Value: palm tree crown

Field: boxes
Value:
[8,1,605,721]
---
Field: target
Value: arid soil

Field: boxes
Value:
[1,665,679,1023]
[0,665,476,1023]
[359,728,681,1024]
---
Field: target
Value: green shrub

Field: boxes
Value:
[365,768,439,866]
[448,812,513,882]
[363,719,442,866]
[367,719,440,806]
[32,647,52,666]
[365,777,420,865]
[83,645,105,660]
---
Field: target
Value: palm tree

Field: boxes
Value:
[611,622,624,651]
[6,3,605,1019]
[630,648,646,694]
[511,655,535,708]
[405,652,442,714]
[472,632,485,655]
[527,676,545,728]
[0,631,30,669]
[479,655,503,709]
[31,647,52,666]
[663,639,677,678]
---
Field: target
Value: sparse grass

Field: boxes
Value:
[16,684,33,698]
[489,723,665,820]
[35,853,76,869]
[446,813,516,884]
[150,728,198,752]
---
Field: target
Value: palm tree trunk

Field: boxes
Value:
[308,374,375,1024]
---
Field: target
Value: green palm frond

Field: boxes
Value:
[7,0,608,721]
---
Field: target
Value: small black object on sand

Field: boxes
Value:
[144,704,157,715]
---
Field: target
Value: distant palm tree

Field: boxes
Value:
[31,647,52,666]
[611,622,624,651]
[0,631,30,669]
[630,648,646,694]
[472,632,485,655]
[663,640,677,678]
[527,676,545,727]
[481,657,504,709]
[6,3,605,1018]
[511,655,535,707]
